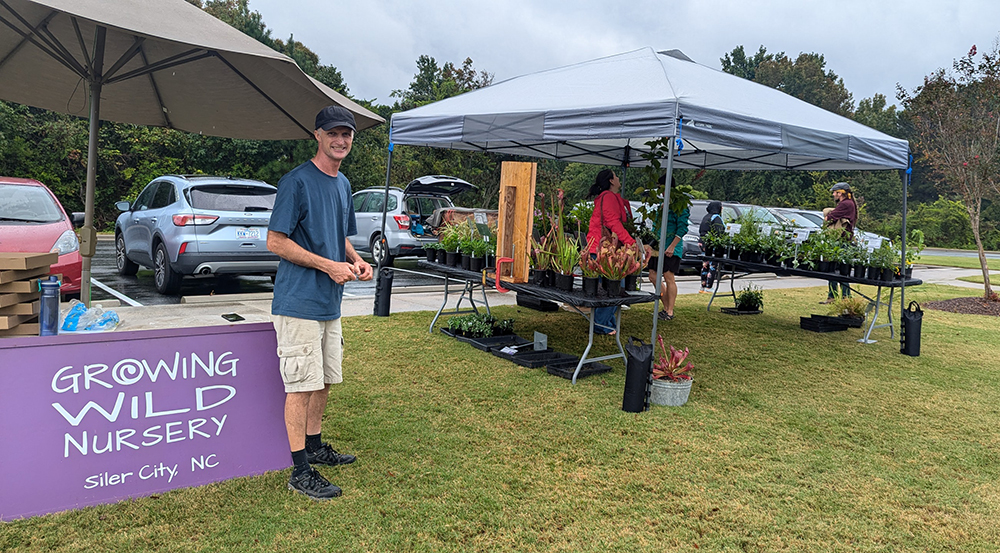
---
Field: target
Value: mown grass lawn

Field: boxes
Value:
[3,284,999,552]
[919,254,1000,272]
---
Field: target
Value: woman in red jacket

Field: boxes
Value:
[586,169,635,254]
[586,169,634,335]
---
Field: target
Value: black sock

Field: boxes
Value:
[305,433,322,453]
[291,449,309,477]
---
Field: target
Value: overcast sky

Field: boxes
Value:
[249,0,1000,108]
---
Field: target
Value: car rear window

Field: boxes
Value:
[187,185,275,212]
[0,184,63,223]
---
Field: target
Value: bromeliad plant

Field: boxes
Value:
[596,236,642,281]
[652,335,694,382]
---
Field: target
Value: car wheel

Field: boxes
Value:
[153,242,182,294]
[115,233,139,276]
[370,235,394,267]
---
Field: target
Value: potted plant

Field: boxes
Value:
[579,237,602,296]
[623,240,645,291]
[828,295,868,327]
[469,237,490,273]
[870,240,897,281]
[649,335,693,407]
[530,235,553,286]
[733,283,764,313]
[902,229,924,279]
[423,241,440,262]
[438,223,463,267]
[596,236,642,297]
[458,234,477,271]
[550,232,579,292]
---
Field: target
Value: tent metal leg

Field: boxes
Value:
[572,306,626,385]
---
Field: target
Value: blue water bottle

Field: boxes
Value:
[39,275,60,336]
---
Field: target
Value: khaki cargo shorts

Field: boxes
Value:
[271,314,344,393]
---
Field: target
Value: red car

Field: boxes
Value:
[0,177,84,296]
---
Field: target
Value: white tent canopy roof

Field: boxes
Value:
[390,47,908,170]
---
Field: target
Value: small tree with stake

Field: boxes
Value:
[899,43,999,300]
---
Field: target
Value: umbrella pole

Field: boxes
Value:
[80,27,106,308]
[650,138,677,344]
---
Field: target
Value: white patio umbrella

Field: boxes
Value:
[0,0,383,305]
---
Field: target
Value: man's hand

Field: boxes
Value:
[325,261,361,285]
[643,244,654,261]
[353,260,374,281]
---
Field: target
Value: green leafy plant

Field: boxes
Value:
[734,284,764,311]
[870,240,897,269]
[828,296,868,319]
[438,222,465,253]
[652,335,693,382]
[471,237,492,258]
[904,229,925,266]
[458,234,478,256]
[551,232,580,275]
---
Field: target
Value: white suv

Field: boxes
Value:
[350,175,476,267]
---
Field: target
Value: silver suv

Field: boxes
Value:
[114,175,279,294]
[350,175,476,266]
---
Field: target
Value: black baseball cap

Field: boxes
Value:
[315,105,356,132]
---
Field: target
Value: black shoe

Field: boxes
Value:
[307,443,357,466]
[288,467,342,500]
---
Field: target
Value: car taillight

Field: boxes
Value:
[393,215,410,230]
[172,214,219,226]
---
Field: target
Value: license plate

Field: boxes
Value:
[236,227,260,240]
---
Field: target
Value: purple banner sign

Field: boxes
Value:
[0,323,289,521]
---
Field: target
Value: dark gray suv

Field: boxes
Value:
[114,175,279,294]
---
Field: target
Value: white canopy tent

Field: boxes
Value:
[386,47,911,343]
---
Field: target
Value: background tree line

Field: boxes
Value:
[0,0,995,255]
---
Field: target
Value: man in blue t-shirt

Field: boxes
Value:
[267,105,373,501]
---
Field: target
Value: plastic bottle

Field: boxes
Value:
[39,275,60,336]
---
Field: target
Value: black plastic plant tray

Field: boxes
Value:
[490,345,552,363]
[440,327,473,343]
[465,334,530,352]
[546,360,613,380]
[799,316,849,332]
[515,351,577,369]
[491,349,569,368]
[720,307,763,315]
[808,314,864,328]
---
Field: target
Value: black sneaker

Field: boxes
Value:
[307,443,357,466]
[288,467,342,500]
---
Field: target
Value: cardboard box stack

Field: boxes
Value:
[0,252,58,337]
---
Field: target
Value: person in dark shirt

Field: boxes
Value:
[698,201,724,292]
[267,106,374,500]
[821,182,857,304]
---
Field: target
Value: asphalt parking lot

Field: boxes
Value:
[88,235,441,306]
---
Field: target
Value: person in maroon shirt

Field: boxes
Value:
[821,182,857,304]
